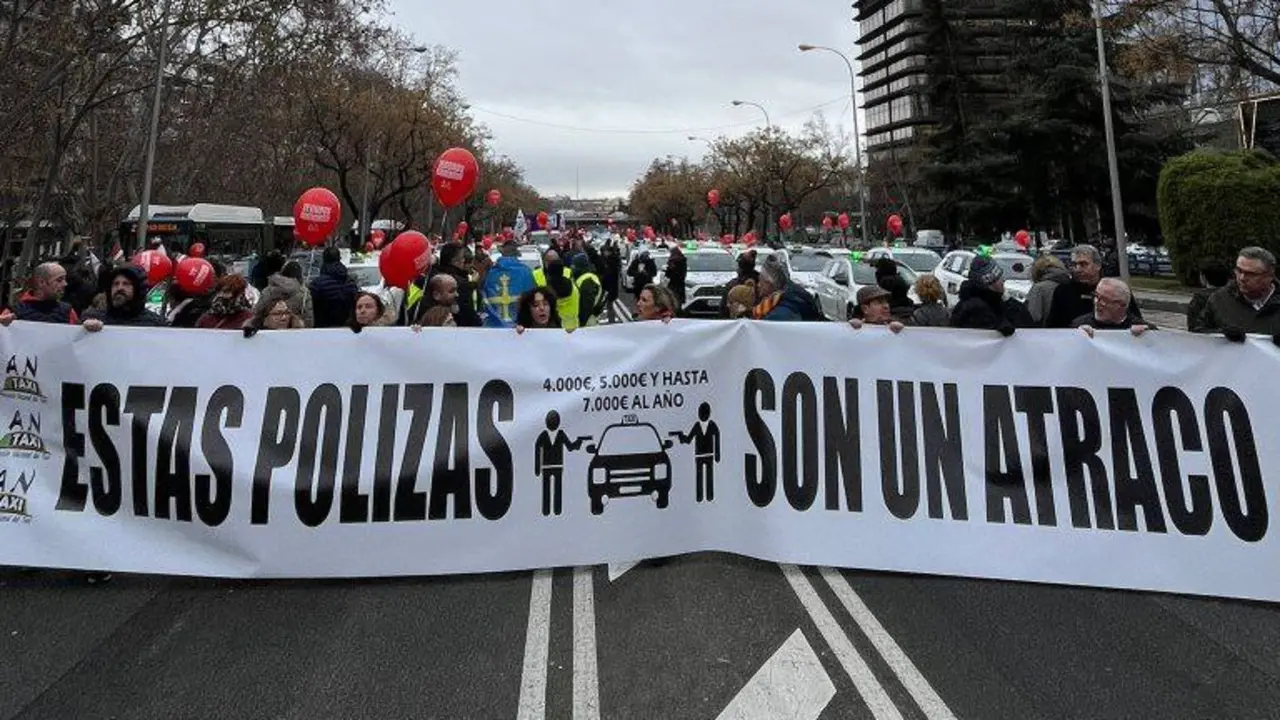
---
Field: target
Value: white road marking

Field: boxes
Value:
[820,568,957,720]
[607,561,639,582]
[715,628,835,720]
[572,566,601,720]
[516,569,554,720]
[780,564,904,720]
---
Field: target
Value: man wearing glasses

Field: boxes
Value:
[1195,247,1280,341]
[1046,244,1143,328]
[1072,278,1151,337]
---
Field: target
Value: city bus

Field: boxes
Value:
[120,204,277,260]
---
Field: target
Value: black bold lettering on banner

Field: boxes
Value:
[984,386,1031,525]
[475,380,515,520]
[1014,387,1058,527]
[197,386,242,527]
[822,378,861,512]
[781,373,819,511]
[879,381,920,520]
[340,385,371,524]
[371,384,401,522]
[57,383,89,512]
[124,386,166,518]
[428,383,472,520]
[294,384,343,527]
[1056,387,1114,530]
[250,387,300,524]
[1151,387,1211,536]
[395,384,434,522]
[922,383,967,521]
[743,369,777,507]
[1205,388,1268,542]
[154,386,198,522]
[88,384,124,515]
[1108,388,1166,534]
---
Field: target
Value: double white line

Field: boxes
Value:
[516,567,600,720]
[781,564,957,720]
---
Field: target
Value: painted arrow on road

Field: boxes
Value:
[716,628,836,720]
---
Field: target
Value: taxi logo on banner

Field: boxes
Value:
[0,467,36,523]
[0,410,49,458]
[1,354,44,402]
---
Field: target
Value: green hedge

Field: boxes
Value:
[1157,149,1280,284]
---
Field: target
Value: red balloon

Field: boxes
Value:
[1015,229,1031,248]
[536,211,550,228]
[707,189,721,208]
[432,148,480,208]
[838,213,851,230]
[486,189,502,206]
[822,216,834,230]
[887,214,904,236]
[720,233,734,245]
[293,187,341,247]
[188,242,206,258]
[643,226,655,240]
[370,229,386,249]
[174,257,215,295]
[131,250,173,286]
[502,227,514,240]
[778,213,793,231]
[626,228,637,240]
[482,236,494,252]
[743,232,758,247]
[378,231,432,290]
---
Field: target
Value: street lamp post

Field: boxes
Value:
[799,43,869,247]
[730,100,772,128]
[136,0,173,251]
[1092,0,1129,280]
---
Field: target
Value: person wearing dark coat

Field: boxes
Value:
[665,247,688,310]
[600,241,622,322]
[949,256,1033,335]
[82,265,167,327]
[627,250,657,301]
[1046,245,1142,328]
[309,246,360,328]
[720,250,761,318]
[428,243,482,327]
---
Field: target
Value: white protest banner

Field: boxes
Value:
[0,321,1275,602]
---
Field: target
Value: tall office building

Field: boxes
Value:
[854,0,1014,162]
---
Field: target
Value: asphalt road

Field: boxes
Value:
[3,557,1279,720]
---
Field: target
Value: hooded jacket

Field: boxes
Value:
[309,262,359,328]
[1024,266,1071,325]
[950,281,1033,333]
[758,284,824,322]
[83,266,167,327]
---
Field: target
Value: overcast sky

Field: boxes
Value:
[388,0,860,198]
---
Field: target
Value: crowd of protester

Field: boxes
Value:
[3,233,1279,348]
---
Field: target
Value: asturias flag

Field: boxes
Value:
[481,256,536,328]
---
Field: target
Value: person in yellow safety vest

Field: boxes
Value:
[532,250,580,331]
[571,254,604,327]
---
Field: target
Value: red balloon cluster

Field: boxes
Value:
[174,257,215,295]
[887,214,904,237]
[707,189,721,208]
[379,231,432,289]
[293,187,341,247]
[432,148,479,208]
[778,213,793,232]
[132,250,173,286]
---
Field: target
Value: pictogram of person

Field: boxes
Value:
[533,410,590,516]
[672,402,721,502]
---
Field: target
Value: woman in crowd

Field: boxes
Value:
[348,291,393,331]
[196,274,254,329]
[257,260,314,327]
[1024,255,1070,326]
[515,287,563,333]
[244,287,306,334]
[910,274,950,327]
[419,306,456,328]
[635,283,677,322]
[725,282,756,319]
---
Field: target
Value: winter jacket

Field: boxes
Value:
[82,266,167,327]
[628,256,657,295]
[665,254,688,305]
[910,301,949,328]
[759,284,824,322]
[879,274,916,323]
[1024,266,1071,325]
[1046,279,1142,329]
[309,262,359,328]
[1194,280,1280,336]
[950,281,1033,334]
[166,295,213,328]
[258,274,314,328]
[1186,288,1214,333]
[13,293,78,324]
[440,266,483,327]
